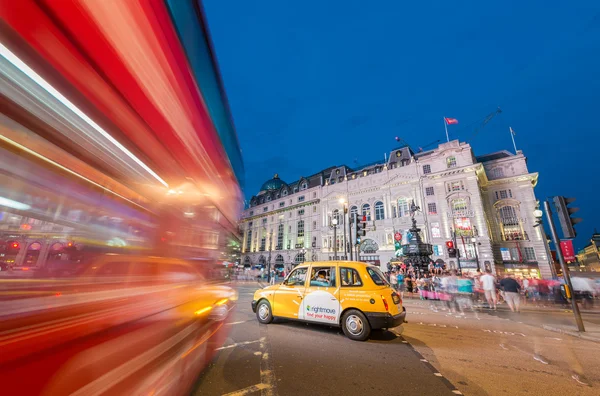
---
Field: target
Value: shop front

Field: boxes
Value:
[502,263,541,279]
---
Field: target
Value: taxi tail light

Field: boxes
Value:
[381,295,389,312]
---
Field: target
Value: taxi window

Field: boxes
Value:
[367,267,389,286]
[340,267,362,287]
[284,267,307,287]
[309,266,336,287]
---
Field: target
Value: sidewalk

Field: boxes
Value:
[542,322,600,343]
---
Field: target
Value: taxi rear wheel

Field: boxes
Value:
[256,300,273,324]
[341,309,371,341]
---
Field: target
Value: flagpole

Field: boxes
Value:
[444,117,449,142]
[509,127,517,154]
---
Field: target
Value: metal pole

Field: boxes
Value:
[444,117,449,142]
[453,228,461,272]
[348,210,353,261]
[267,231,272,283]
[342,208,348,260]
[473,240,480,271]
[544,201,585,332]
[333,222,338,261]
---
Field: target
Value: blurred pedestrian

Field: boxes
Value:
[500,274,521,312]
[480,269,497,310]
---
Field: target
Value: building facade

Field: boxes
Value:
[240,140,553,278]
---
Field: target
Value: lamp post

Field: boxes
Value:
[340,198,348,260]
[471,236,480,271]
[267,230,273,283]
[533,207,557,279]
[329,215,339,260]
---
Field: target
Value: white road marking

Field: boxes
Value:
[452,390,463,395]
[420,359,428,362]
[545,337,562,341]
[215,339,263,351]
[226,320,249,325]
[222,383,271,396]
[259,334,275,396]
[254,351,262,356]
[434,372,443,377]
[499,344,508,350]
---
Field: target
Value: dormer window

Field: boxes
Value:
[282,190,288,196]
[447,156,457,168]
[396,151,401,157]
[336,169,340,175]
[266,196,271,201]
[301,182,307,190]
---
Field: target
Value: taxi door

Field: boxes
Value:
[301,265,341,325]
[272,266,308,320]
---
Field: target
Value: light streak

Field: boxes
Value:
[0,43,168,188]
[0,196,31,210]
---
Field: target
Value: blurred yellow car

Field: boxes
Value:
[252,261,405,341]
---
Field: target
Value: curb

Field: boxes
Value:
[542,325,600,343]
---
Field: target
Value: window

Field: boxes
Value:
[392,204,397,218]
[499,190,508,199]
[313,206,317,213]
[245,230,252,251]
[425,187,434,196]
[313,192,317,198]
[447,156,457,168]
[449,181,464,192]
[275,255,285,266]
[427,203,437,215]
[431,222,441,238]
[249,211,254,216]
[340,267,362,287]
[524,247,537,261]
[294,252,306,265]
[298,209,305,216]
[297,220,304,238]
[249,221,253,227]
[313,221,317,230]
[350,206,358,216]
[498,205,525,241]
[266,196,271,201]
[397,198,410,217]
[367,267,388,286]
[285,267,307,286]
[452,198,468,212]
[301,182,307,190]
[263,207,268,212]
[361,204,371,221]
[260,237,266,251]
[490,168,504,179]
[282,190,288,196]
[262,218,267,225]
[423,164,431,174]
[433,245,443,256]
[309,266,336,287]
[374,201,385,220]
[277,224,284,249]
[298,196,305,202]
[289,212,292,218]
[279,202,285,208]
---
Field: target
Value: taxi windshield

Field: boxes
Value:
[367,266,389,286]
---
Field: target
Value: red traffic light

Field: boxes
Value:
[12,242,20,249]
[67,242,74,247]
[446,241,454,249]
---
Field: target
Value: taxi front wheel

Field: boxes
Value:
[341,310,371,341]
[256,300,273,324]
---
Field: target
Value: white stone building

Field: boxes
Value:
[240,140,553,279]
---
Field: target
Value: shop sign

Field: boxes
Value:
[504,263,534,269]
[459,260,478,269]
[447,210,475,219]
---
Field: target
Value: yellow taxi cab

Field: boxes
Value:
[251,260,406,341]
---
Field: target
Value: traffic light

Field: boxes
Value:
[446,240,457,258]
[553,196,582,239]
[9,241,20,250]
[355,213,367,244]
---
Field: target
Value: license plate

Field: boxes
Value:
[392,294,400,305]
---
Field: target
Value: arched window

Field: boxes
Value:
[243,256,251,267]
[294,252,305,265]
[275,254,285,265]
[452,198,468,212]
[258,256,266,267]
[361,204,371,221]
[374,201,385,220]
[497,205,524,241]
[282,190,288,196]
[266,195,271,201]
[332,209,341,224]
[397,198,410,217]
[350,206,358,216]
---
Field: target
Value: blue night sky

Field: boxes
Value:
[202,0,600,249]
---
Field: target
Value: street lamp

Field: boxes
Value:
[329,214,339,260]
[533,206,556,279]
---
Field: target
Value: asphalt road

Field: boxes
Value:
[193,283,460,396]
